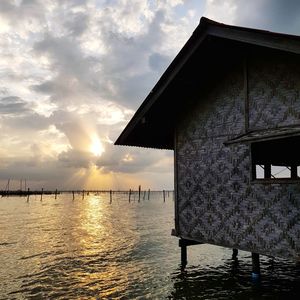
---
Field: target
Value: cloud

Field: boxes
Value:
[0,96,51,134]
[148,52,170,71]
[92,9,169,108]
[0,96,31,115]
[204,0,300,35]
[234,0,300,34]
[96,142,173,174]
[203,0,236,24]
[0,0,46,34]
[33,33,101,105]
[58,149,94,168]
[0,0,203,189]
[0,158,84,190]
[3,113,50,132]
[64,11,90,37]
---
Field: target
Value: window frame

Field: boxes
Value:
[251,136,300,183]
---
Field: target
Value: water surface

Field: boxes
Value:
[0,192,299,299]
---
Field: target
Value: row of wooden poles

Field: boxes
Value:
[110,187,171,204]
[22,186,172,203]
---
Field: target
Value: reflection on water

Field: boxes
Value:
[0,193,299,299]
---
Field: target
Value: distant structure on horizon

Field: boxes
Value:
[115,17,300,274]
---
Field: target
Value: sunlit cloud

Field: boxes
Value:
[90,134,104,157]
[1,0,297,189]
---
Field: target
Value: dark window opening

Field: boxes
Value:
[251,136,300,181]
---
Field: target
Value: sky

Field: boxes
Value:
[1,0,300,190]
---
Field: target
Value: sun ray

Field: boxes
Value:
[90,135,104,157]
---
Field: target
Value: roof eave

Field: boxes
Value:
[115,17,300,148]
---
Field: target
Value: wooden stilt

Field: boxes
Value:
[163,190,166,202]
[147,189,150,200]
[181,243,187,267]
[251,252,260,280]
[72,191,75,201]
[232,248,238,260]
[82,190,84,200]
[179,238,202,269]
[40,188,43,201]
[110,190,112,204]
[55,189,58,199]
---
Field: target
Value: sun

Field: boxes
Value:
[90,135,104,157]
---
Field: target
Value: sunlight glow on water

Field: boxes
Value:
[0,193,299,299]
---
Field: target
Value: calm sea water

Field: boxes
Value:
[0,192,299,299]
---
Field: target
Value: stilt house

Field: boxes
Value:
[115,18,300,260]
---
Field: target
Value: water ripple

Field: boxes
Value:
[1,194,300,299]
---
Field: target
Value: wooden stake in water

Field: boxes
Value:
[163,190,166,202]
[138,185,141,202]
[27,188,30,202]
[6,179,10,197]
[129,189,131,203]
[110,190,112,204]
[72,191,75,201]
[148,189,150,200]
[55,189,58,199]
[40,188,43,201]
[82,190,84,200]
[143,190,146,200]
